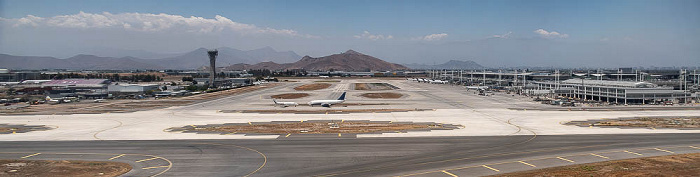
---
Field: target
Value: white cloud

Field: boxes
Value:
[2,11,318,38]
[416,33,448,41]
[492,31,512,39]
[533,29,569,38]
[354,31,392,40]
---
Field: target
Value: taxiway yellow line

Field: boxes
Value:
[518,161,536,167]
[109,154,126,160]
[653,148,674,153]
[20,153,40,159]
[441,170,458,177]
[624,150,643,156]
[285,134,291,137]
[338,133,342,137]
[590,153,609,159]
[481,165,499,172]
[136,157,159,163]
[248,122,252,125]
[689,146,699,149]
[556,157,574,163]
[142,165,170,170]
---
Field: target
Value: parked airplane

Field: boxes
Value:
[466,86,489,90]
[308,92,346,107]
[273,99,298,107]
[430,80,448,84]
[45,96,62,104]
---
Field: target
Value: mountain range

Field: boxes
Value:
[404,60,484,70]
[0,47,301,70]
[0,48,408,71]
[223,50,408,71]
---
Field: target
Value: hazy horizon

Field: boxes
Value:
[1,0,699,68]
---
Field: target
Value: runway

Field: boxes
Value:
[1,133,698,177]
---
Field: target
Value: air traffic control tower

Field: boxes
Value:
[207,49,218,88]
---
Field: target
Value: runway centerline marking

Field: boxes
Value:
[20,153,40,159]
[590,153,609,159]
[518,161,536,167]
[653,148,674,153]
[142,165,170,170]
[441,170,458,177]
[109,154,125,160]
[136,157,160,162]
[556,157,575,163]
[624,150,643,156]
[481,165,499,172]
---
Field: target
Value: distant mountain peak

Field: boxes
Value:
[344,49,362,55]
[404,60,484,70]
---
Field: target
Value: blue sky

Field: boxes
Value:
[1,0,698,67]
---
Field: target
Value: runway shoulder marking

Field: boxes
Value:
[481,165,499,172]
[518,161,536,167]
[136,157,160,162]
[142,165,170,170]
[624,150,643,156]
[556,157,575,163]
[441,170,458,177]
[109,154,126,160]
[20,153,41,159]
[653,148,675,154]
[589,153,609,159]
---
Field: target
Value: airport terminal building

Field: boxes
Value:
[531,79,694,104]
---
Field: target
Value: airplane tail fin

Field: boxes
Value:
[337,92,346,100]
[272,99,278,104]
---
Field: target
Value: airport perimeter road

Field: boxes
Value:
[0,133,698,177]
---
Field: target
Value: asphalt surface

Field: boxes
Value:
[1,133,698,177]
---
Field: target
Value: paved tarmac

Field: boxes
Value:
[0,133,698,177]
[2,79,700,176]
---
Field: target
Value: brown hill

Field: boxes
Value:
[222,50,407,71]
[288,50,407,71]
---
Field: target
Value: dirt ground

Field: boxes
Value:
[492,153,700,177]
[314,80,340,82]
[294,83,332,91]
[194,121,442,134]
[226,108,426,114]
[593,117,700,128]
[0,127,14,133]
[360,92,403,99]
[354,83,395,90]
[271,93,310,99]
[1,83,279,115]
[0,159,131,177]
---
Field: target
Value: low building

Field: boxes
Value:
[42,79,111,98]
[108,84,160,96]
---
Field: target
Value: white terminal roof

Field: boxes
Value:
[561,79,657,88]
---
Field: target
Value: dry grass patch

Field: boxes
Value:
[0,159,131,177]
[314,80,340,83]
[491,153,700,177]
[294,83,332,91]
[360,92,403,99]
[195,122,442,134]
[354,83,396,90]
[271,93,310,99]
[594,117,700,128]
